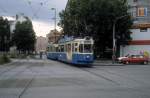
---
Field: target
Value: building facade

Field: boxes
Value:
[11,14,27,33]
[120,0,150,57]
[35,36,48,53]
[46,30,63,44]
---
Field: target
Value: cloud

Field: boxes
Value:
[32,20,62,37]
[0,0,67,37]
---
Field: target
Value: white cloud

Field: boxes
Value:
[0,0,67,37]
[32,20,62,37]
[3,16,62,37]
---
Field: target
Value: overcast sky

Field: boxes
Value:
[0,0,68,37]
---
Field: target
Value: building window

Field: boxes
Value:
[137,7,147,17]
[131,9,137,18]
[140,28,147,32]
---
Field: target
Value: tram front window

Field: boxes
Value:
[79,44,92,53]
[84,44,92,53]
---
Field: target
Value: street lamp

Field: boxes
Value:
[51,8,57,43]
[51,8,56,31]
[112,15,129,64]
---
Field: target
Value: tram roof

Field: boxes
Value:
[58,36,74,43]
[58,36,93,44]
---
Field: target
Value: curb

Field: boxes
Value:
[93,62,124,66]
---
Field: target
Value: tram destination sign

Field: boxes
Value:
[84,41,91,44]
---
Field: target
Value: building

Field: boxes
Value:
[35,36,48,53]
[10,14,27,34]
[46,30,63,44]
[120,0,150,57]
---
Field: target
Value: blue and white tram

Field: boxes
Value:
[46,43,58,60]
[47,36,94,65]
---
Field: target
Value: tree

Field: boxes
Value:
[0,17,10,52]
[59,0,133,58]
[13,17,36,54]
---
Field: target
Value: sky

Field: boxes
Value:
[0,0,68,37]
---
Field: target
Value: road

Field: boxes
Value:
[0,59,150,98]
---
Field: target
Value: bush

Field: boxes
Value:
[9,53,17,58]
[18,54,27,59]
[0,54,11,64]
[9,53,27,59]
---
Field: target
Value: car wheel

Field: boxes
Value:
[143,61,148,65]
[125,61,129,64]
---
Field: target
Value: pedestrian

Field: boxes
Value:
[40,52,43,59]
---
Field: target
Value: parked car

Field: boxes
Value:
[121,55,149,64]
[117,54,129,63]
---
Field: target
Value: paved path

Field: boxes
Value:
[0,59,150,98]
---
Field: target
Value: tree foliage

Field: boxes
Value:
[0,17,10,52]
[13,18,36,53]
[59,0,133,58]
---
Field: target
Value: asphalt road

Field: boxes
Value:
[0,59,150,98]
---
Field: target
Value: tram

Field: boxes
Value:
[46,36,94,65]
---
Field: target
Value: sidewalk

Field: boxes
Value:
[93,60,124,66]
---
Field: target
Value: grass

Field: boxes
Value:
[9,53,36,59]
[0,54,11,65]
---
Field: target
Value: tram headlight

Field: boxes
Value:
[86,55,90,58]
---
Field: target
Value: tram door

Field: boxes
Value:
[66,43,72,61]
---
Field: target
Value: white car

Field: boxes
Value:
[117,55,129,63]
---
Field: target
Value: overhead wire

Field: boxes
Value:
[0,3,7,15]
[32,2,44,20]
[23,0,51,20]
[23,0,38,19]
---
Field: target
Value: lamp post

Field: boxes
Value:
[51,8,57,43]
[112,15,129,64]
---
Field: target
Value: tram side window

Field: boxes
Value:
[72,43,74,52]
[75,43,78,46]
[52,47,54,52]
[75,48,78,52]
[52,47,53,52]
[50,47,52,52]
[75,43,78,52]
[68,44,71,52]
[79,44,83,53]
[61,45,64,52]
[58,46,61,52]
[65,44,67,52]
[56,47,58,52]
[53,47,56,52]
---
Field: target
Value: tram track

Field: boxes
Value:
[80,66,148,86]
[18,62,40,98]
[0,62,35,79]
[92,66,148,86]
[18,77,34,98]
[82,68,120,85]
[0,62,23,76]
[55,61,120,85]
[0,61,39,98]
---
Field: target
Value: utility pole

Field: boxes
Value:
[51,8,57,43]
[112,20,116,64]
